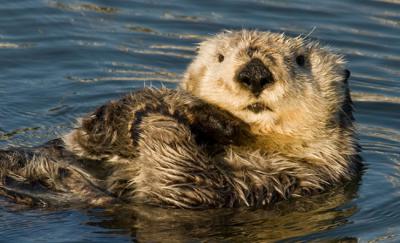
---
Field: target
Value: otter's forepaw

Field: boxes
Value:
[187,105,252,146]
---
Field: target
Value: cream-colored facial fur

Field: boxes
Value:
[182,30,349,138]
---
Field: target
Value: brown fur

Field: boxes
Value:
[0,30,361,208]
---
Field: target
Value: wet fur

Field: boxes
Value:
[0,30,361,208]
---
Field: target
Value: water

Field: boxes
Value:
[0,0,399,242]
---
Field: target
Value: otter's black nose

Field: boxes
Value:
[237,58,274,96]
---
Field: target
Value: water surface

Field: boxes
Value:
[0,0,399,242]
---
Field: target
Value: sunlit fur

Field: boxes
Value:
[0,30,361,208]
[184,30,349,135]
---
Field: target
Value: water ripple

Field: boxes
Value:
[47,1,119,14]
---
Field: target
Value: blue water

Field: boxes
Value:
[0,0,399,242]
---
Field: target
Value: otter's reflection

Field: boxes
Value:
[86,182,360,242]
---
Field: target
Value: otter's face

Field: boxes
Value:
[182,30,351,135]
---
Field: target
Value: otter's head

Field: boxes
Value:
[181,30,353,137]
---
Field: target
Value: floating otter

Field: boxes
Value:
[0,30,361,208]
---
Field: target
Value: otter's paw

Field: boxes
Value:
[187,104,252,146]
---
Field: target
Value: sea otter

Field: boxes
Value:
[0,30,361,208]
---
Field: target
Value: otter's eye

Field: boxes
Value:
[218,54,224,63]
[296,55,305,66]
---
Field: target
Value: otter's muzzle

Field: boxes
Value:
[237,58,274,97]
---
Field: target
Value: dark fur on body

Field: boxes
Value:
[0,30,362,208]
[0,89,253,207]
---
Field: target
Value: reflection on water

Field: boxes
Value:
[0,0,399,242]
[90,184,360,242]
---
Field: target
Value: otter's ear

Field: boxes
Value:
[344,69,351,83]
[181,60,206,94]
